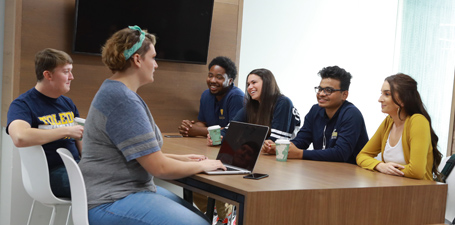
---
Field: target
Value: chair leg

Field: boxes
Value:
[65,205,72,225]
[49,206,56,225]
[27,200,36,225]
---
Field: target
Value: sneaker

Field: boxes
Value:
[211,207,219,225]
[215,220,227,225]
[212,206,236,225]
[228,206,236,225]
[213,211,234,225]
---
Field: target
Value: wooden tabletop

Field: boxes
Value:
[161,134,444,192]
[160,134,448,225]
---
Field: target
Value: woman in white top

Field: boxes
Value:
[356,73,442,181]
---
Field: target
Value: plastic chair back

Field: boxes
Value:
[57,148,89,225]
[18,145,71,205]
[438,155,455,223]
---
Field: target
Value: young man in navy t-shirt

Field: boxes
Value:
[178,56,244,137]
[178,56,244,224]
[7,48,84,197]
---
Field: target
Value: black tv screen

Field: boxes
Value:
[72,0,214,64]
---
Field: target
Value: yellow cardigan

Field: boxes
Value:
[356,114,434,180]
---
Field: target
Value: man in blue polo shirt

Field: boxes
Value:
[178,56,243,225]
[178,56,244,137]
[263,66,368,164]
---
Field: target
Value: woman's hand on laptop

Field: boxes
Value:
[201,159,226,172]
[164,153,207,162]
[182,154,208,162]
[262,140,276,155]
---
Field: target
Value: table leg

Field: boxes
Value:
[183,188,193,203]
[206,197,215,221]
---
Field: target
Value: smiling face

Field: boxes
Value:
[379,81,401,115]
[247,74,263,102]
[206,65,232,97]
[317,78,347,114]
[46,63,74,95]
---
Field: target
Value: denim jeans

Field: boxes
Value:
[88,186,210,225]
[49,164,72,198]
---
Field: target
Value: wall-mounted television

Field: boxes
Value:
[72,0,214,64]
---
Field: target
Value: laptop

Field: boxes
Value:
[205,121,269,175]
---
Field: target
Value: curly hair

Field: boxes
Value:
[208,56,237,81]
[101,27,156,73]
[318,66,352,91]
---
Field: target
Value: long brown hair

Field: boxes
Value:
[385,73,442,181]
[245,69,282,127]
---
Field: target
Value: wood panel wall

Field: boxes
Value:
[2,0,244,132]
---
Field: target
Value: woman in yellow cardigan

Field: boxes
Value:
[356,73,442,181]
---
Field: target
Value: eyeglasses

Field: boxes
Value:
[314,86,343,95]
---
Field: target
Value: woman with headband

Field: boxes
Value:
[79,26,224,225]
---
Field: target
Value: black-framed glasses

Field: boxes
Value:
[314,86,343,95]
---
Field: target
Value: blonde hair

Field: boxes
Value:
[101,27,156,73]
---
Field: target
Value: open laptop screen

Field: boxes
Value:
[216,121,269,171]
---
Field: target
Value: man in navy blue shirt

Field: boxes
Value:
[178,56,244,224]
[263,66,368,164]
[178,56,244,137]
[7,48,84,197]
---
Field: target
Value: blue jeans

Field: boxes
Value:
[49,164,71,198]
[88,186,210,225]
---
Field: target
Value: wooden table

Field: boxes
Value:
[161,134,447,225]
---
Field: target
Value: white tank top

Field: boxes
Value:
[383,132,406,165]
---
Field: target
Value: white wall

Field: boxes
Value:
[238,0,399,139]
[0,0,3,113]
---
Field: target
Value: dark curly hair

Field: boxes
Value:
[318,66,352,91]
[208,56,237,81]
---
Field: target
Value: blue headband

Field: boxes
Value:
[123,25,145,60]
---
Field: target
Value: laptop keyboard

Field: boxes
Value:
[226,167,239,171]
[217,167,239,171]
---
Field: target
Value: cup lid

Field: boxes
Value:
[275,139,290,144]
[207,125,221,130]
[74,117,86,123]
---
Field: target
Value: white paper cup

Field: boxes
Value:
[208,125,222,145]
[74,117,86,126]
[73,117,85,140]
[275,139,290,162]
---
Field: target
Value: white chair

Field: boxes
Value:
[17,145,71,225]
[438,155,455,224]
[57,148,89,225]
